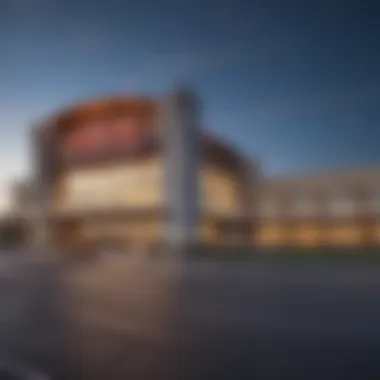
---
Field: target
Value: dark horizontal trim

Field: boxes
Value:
[203,214,254,224]
[42,206,165,222]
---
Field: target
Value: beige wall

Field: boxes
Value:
[54,159,242,217]
[201,165,240,216]
[56,157,163,210]
[50,157,244,248]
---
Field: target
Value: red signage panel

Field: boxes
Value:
[61,117,150,159]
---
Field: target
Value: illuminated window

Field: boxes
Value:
[329,192,355,216]
[63,162,162,209]
[201,169,237,215]
[292,193,315,217]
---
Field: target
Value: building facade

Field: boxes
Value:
[257,167,380,248]
[23,90,255,254]
[6,89,380,254]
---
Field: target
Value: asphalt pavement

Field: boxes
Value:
[1,253,380,379]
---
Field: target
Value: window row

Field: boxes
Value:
[260,195,380,217]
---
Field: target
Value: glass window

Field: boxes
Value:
[329,192,355,216]
[292,194,315,217]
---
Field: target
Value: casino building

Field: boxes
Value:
[5,88,380,254]
[20,89,256,253]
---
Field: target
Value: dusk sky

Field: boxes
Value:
[0,0,379,204]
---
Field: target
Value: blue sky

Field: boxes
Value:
[0,0,379,198]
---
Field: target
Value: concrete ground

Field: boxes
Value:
[1,252,380,379]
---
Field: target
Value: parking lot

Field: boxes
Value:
[1,253,380,379]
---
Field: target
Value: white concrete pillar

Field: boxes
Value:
[29,123,56,252]
[158,86,201,253]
